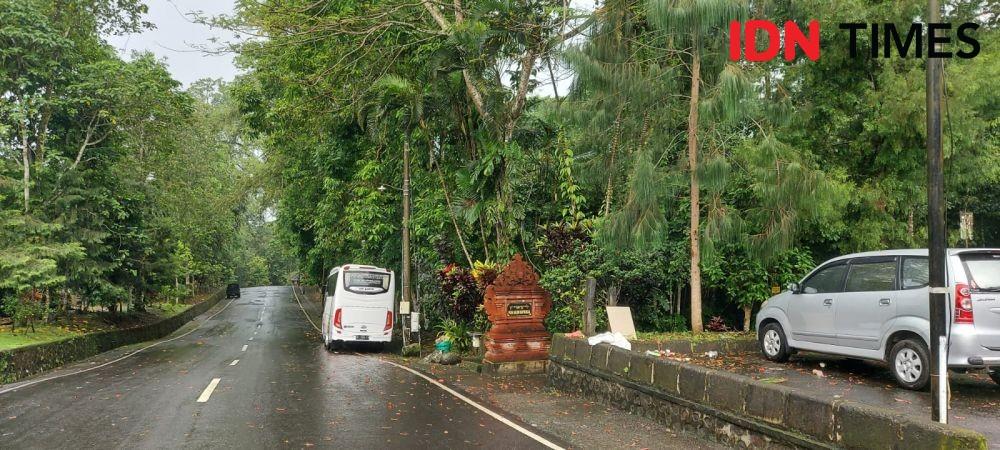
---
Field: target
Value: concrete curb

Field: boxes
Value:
[0,290,225,383]
[548,334,988,449]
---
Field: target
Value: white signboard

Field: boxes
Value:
[410,312,421,332]
[606,306,637,340]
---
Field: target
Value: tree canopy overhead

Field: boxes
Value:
[226,0,998,333]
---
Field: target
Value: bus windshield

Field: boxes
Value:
[343,271,391,294]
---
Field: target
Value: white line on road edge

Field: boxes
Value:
[290,287,320,332]
[230,359,239,366]
[197,378,222,403]
[241,344,248,352]
[381,359,564,450]
[289,287,563,450]
[0,296,240,396]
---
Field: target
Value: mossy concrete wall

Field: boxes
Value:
[0,290,225,384]
[548,334,987,450]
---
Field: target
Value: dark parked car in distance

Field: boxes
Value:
[226,283,241,299]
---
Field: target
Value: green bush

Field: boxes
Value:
[435,318,471,352]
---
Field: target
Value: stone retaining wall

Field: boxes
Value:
[0,289,225,383]
[548,334,987,449]
[631,337,757,355]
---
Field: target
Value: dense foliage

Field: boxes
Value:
[222,0,999,333]
[0,0,291,330]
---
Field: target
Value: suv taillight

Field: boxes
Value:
[384,311,393,332]
[955,283,974,324]
[334,308,343,329]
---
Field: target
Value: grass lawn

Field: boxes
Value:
[0,301,195,353]
[148,302,191,318]
[634,330,754,343]
[0,325,83,352]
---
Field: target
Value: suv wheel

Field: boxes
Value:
[890,339,930,390]
[988,368,1000,387]
[759,323,790,362]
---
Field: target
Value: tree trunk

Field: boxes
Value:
[607,282,621,307]
[22,130,30,213]
[688,42,704,333]
[436,165,473,267]
[402,137,413,316]
[743,305,753,331]
[603,109,623,217]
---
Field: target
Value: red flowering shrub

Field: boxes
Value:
[437,264,480,323]
[706,316,731,332]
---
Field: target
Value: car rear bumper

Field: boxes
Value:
[948,324,1000,367]
[329,330,392,343]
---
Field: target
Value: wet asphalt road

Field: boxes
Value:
[0,286,548,449]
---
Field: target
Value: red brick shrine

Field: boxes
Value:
[483,254,552,363]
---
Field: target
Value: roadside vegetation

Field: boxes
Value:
[0,1,294,342]
[3,1,997,345]
[226,0,998,336]
[0,293,204,351]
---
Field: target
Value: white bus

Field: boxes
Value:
[322,264,395,350]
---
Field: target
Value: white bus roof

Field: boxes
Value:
[328,264,392,277]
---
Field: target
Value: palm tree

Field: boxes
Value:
[358,75,424,336]
[359,75,476,329]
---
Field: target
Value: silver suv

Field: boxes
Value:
[755,249,1000,390]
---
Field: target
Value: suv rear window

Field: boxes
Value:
[344,271,391,294]
[960,253,1000,291]
[901,257,929,289]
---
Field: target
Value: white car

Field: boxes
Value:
[755,249,1000,390]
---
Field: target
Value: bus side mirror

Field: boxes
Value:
[787,283,800,294]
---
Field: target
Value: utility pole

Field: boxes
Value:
[926,0,948,424]
[402,136,414,341]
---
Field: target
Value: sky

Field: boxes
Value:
[107,0,241,87]
[106,0,575,94]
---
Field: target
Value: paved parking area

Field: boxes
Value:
[678,348,1000,447]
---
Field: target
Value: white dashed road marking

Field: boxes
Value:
[197,378,222,403]
[230,359,239,366]
[241,345,248,352]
